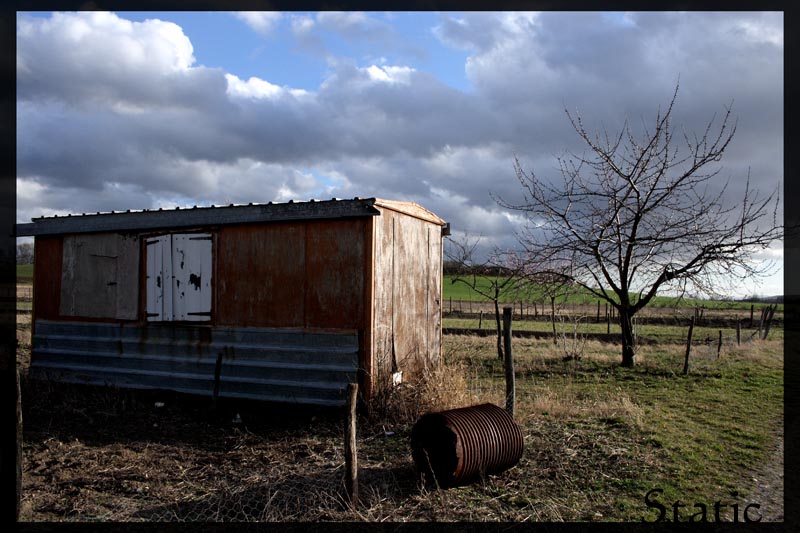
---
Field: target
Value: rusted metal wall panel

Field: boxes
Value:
[59,233,139,320]
[304,219,365,330]
[33,236,63,321]
[216,223,306,327]
[29,320,358,406]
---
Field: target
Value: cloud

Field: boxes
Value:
[232,12,282,36]
[16,11,783,295]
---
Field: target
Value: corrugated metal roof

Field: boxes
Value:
[16,197,446,237]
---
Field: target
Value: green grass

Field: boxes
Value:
[17,263,33,282]
[443,274,782,311]
[443,316,784,343]
[437,335,784,521]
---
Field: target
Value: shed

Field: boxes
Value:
[16,198,449,406]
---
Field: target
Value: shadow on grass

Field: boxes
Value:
[20,377,347,451]
[128,463,421,521]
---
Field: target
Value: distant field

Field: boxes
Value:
[17,264,33,282]
[442,274,781,311]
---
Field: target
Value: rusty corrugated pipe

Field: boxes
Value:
[410,403,524,488]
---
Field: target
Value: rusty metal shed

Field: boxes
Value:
[16,198,448,406]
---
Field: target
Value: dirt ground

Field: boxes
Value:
[747,427,785,522]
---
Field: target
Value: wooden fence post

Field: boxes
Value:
[762,304,776,340]
[345,383,358,508]
[756,306,766,339]
[750,304,754,328]
[502,307,515,418]
[597,301,601,323]
[16,368,23,521]
[683,316,695,375]
[736,319,741,346]
[717,330,723,359]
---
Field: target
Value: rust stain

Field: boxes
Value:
[33,236,63,321]
[216,222,306,327]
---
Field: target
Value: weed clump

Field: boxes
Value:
[366,361,477,427]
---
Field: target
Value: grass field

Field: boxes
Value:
[443,274,783,311]
[17,264,33,282]
[443,316,784,344]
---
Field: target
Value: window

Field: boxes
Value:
[146,233,212,321]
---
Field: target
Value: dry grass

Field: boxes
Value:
[365,359,482,427]
[17,316,783,522]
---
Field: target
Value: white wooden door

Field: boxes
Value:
[171,234,212,321]
[145,235,173,321]
[145,233,212,321]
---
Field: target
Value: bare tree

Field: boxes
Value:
[497,86,782,367]
[16,242,34,265]
[446,235,524,360]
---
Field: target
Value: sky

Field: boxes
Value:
[16,11,784,298]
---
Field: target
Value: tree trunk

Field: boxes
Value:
[494,297,504,360]
[619,309,636,367]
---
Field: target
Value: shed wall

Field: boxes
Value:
[215,219,366,330]
[372,209,442,386]
[60,233,139,320]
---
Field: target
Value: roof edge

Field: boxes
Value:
[372,198,446,226]
[15,197,447,237]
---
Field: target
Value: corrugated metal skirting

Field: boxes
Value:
[29,320,359,406]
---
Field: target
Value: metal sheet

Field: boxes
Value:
[411,403,524,488]
[16,198,384,236]
[29,320,359,406]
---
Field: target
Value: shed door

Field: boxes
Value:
[171,234,213,321]
[146,233,212,322]
[146,235,173,321]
